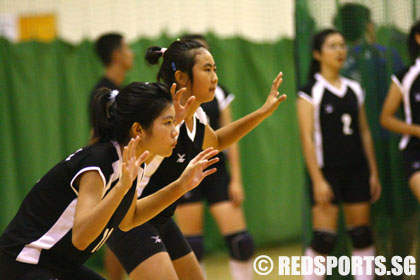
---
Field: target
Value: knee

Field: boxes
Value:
[224,231,255,261]
[186,235,204,261]
[310,230,338,255]
[347,226,373,249]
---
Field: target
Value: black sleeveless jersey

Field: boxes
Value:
[201,85,234,164]
[392,58,420,150]
[0,141,144,271]
[298,73,367,168]
[136,108,207,223]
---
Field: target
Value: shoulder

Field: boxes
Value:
[297,80,317,104]
[195,107,209,126]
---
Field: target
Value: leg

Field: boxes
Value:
[175,202,205,261]
[343,202,374,280]
[104,247,125,280]
[409,171,420,202]
[210,201,254,280]
[129,252,178,280]
[304,203,340,280]
[172,251,205,280]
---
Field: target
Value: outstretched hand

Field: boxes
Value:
[179,148,219,192]
[119,137,149,192]
[261,72,287,116]
[171,83,195,125]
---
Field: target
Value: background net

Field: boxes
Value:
[296,0,419,279]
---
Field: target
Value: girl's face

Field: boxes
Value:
[316,33,347,71]
[189,48,218,103]
[141,104,178,157]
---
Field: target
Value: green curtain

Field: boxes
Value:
[0,35,303,269]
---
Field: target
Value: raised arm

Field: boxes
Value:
[72,137,147,250]
[119,148,219,231]
[202,72,287,151]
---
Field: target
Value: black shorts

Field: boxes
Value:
[402,148,420,180]
[106,218,191,274]
[309,164,370,205]
[0,250,104,280]
[178,161,230,205]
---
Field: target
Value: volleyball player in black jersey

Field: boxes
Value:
[173,34,254,280]
[381,21,420,202]
[297,29,381,280]
[0,82,218,280]
[105,39,286,280]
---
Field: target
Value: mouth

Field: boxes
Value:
[171,142,177,148]
[209,87,216,92]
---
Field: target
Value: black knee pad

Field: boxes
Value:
[186,235,204,261]
[347,226,373,249]
[224,231,255,261]
[311,230,337,255]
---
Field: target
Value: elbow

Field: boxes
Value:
[379,113,389,129]
[72,232,89,251]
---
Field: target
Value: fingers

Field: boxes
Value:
[136,150,149,166]
[271,72,283,91]
[193,147,219,162]
[170,83,177,97]
[202,157,219,169]
[277,94,287,102]
[202,167,217,177]
[184,96,196,110]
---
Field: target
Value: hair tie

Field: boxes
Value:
[171,62,176,71]
[160,48,167,57]
[106,89,119,119]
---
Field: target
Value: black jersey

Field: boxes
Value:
[392,58,420,150]
[136,108,207,223]
[0,142,144,271]
[298,73,366,168]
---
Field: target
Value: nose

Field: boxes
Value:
[171,126,179,138]
[212,71,218,84]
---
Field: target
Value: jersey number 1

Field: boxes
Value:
[341,113,353,135]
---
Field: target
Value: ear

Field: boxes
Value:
[415,33,420,46]
[129,122,145,140]
[111,49,121,64]
[174,70,189,88]
[313,50,321,61]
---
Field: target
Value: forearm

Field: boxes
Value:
[381,115,420,137]
[214,108,268,151]
[126,180,187,229]
[227,143,243,183]
[301,138,324,183]
[73,184,128,249]
[360,130,379,176]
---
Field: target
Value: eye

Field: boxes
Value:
[164,120,173,126]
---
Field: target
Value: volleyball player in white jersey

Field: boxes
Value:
[0,82,219,280]
[105,39,286,280]
[381,20,420,202]
[297,29,381,280]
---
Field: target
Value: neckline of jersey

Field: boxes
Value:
[315,73,347,97]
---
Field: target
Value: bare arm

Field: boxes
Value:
[220,104,244,206]
[380,81,420,137]
[119,148,219,230]
[297,97,333,204]
[202,72,287,151]
[358,106,381,202]
[72,137,147,250]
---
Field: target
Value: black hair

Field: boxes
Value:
[334,3,371,43]
[180,34,209,50]
[308,29,342,81]
[95,33,123,66]
[144,39,205,88]
[408,20,420,61]
[90,82,172,145]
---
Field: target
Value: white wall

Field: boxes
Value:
[0,0,295,43]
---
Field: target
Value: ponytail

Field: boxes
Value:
[90,87,116,144]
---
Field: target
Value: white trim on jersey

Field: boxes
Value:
[184,107,208,142]
[70,167,106,196]
[16,199,78,264]
[398,59,420,150]
[391,75,404,94]
[342,77,365,107]
[215,86,235,111]
[297,91,313,104]
[315,73,347,97]
[312,80,326,168]
[136,155,164,198]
